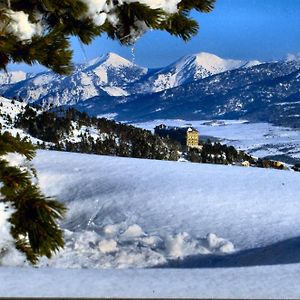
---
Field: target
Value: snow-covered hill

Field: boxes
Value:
[0,150,291,269]
[0,96,46,144]
[1,150,300,297]
[0,96,26,127]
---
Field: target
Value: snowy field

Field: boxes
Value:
[133,119,300,163]
[1,150,300,298]
[2,265,300,298]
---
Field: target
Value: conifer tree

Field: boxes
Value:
[0,0,215,74]
[0,132,66,264]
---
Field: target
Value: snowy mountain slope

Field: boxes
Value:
[0,97,47,144]
[0,70,33,85]
[0,53,147,106]
[133,52,261,93]
[7,150,295,269]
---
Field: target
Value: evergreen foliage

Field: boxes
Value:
[187,142,255,165]
[15,106,180,161]
[0,0,215,73]
[0,131,66,264]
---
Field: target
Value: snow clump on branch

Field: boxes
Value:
[3,10,43,41]
[1,0,183,41]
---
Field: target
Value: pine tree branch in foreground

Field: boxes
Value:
[0,132,66,264]
[0,0,216,74]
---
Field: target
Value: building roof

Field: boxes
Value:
[187,127,198,132]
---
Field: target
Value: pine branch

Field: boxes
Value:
[0,0,216,73]
[0,132,66,264]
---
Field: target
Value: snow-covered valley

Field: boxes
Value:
[133,119,300,164]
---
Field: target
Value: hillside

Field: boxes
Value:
[0,97,180,161]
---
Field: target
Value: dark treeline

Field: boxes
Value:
[16,106,180,161]
[186,140,254,165]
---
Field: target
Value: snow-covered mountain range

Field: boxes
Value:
[0,51,261,106]
[75,59,300,128]
[1,52,300,128]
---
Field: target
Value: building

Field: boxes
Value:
[186,127,199,148]
[154,124,201,150]
[241,160,250,167]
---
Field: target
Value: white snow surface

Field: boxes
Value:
[2,264,300,298]
[1,150,300,297]
[21,150,300,270]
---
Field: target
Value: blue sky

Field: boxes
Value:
[9,0,300,71]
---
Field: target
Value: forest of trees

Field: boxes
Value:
[187,141,255,165]
[16,106,180,161]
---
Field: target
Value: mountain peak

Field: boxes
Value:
[85,52,133,69]
[104,52,133,67]
[193,52,223,61]
[189,52,244,72]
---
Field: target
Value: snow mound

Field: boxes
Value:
[37,223,234,269]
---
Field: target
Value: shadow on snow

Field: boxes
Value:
[157,236,300,268]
